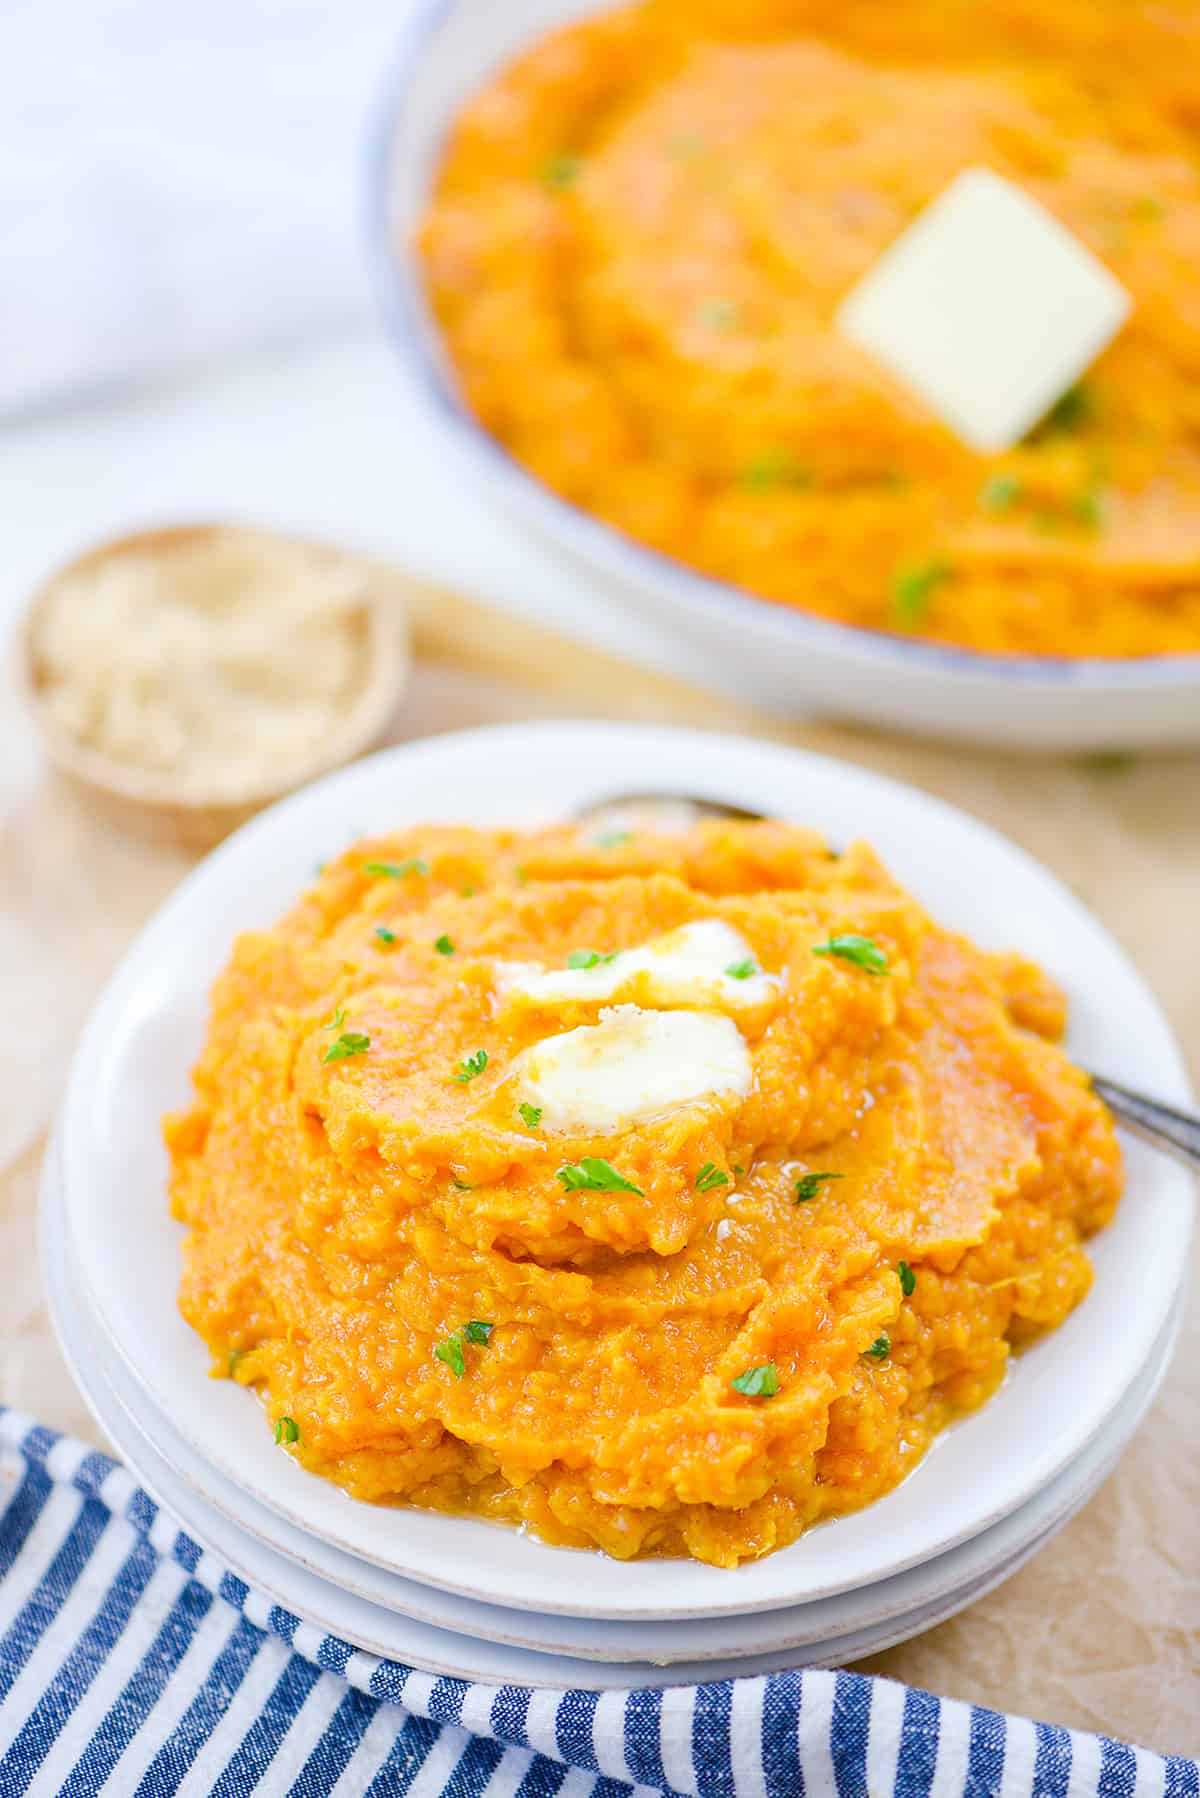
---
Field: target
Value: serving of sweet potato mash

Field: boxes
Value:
[418,0,1200,659]
[167,820,1121,1566]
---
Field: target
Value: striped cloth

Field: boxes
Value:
[0,1411,1194,1798]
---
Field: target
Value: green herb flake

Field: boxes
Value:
[556,1157,644,1195]
[228,1349,247,1376]
[451,1177,473,1191]
[374,926,396,945]
[1038,383,1094,435]
[454,1049,489,1084]
[434,934,455,956]
[566,948,618,970]
[461,884,478,897]
[1080,748,1137,775]
[434,1334,466,1379]
[795,1171,844,1203]
[323,1031,370,1063]
[463,1320,494,1345]
[324,1004,346,1032]
[696,297,739,332]
[1073,488,1107,531]
[519,1102,543,1129]
[889,559,952,628]
[724,957,758,980]
[898,1260,916,1297]
[740,449,811,493]
[866,1334,891,1360]
[812,934,889,975]
[695,1162,729,1192]
[730,1363,779,1398]
[542,152,582,190]
[978,473,1021,513]
[595,830,633,848]
[364,858,429,880]
[274,1416,300,1445]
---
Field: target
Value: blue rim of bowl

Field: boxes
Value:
[363,0,1200,693]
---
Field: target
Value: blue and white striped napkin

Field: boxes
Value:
[0,1410,1194,1798]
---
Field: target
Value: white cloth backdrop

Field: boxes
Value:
[0,0,416,417]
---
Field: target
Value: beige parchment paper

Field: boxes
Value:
[2,588,1197,1754]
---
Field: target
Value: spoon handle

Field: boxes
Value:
[1089,1075,1200,1172]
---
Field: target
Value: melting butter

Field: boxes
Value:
[518,1004,751,1135]
[501,919,777,1011]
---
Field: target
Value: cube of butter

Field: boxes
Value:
[836,167,1131,452]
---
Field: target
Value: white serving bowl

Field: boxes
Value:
[364,0,1200,750]
[58,724,1195,1624]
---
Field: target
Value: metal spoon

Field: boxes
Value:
[575,792,1200,1173]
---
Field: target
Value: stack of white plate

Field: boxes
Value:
[44,725,1195,1689]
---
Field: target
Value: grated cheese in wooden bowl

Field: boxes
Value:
[19,525,409,845]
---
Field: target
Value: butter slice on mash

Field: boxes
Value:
[501,919,777,1011]
[518,1005,751,1135]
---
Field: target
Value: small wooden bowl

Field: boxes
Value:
[15,523,411,852]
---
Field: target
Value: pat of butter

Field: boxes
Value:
[837,168,1131,453]
[501,919,776,1011]
[519,1005,751,1135]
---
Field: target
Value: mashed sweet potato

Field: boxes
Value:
[167,820,1122,1565]
[418,0,1200,659]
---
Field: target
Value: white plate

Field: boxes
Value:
[59,724,1195,1621]
[364,0,1200,751]
[43,1149,1181,1687]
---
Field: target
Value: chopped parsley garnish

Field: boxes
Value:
[542,152,582,190]
[434,1334,466,1379]
[557,1158,643,1195]
[228,1349,247,1375]
[324,1005,346,1032]
[364,858,429,879]
[724,958,758,980]
[519,1102,543,1129]
[740,449,811,493]
[866,1334,891,1360]
[1073,488,1106,531]
[1038,382,1093,435]
[730,1363,779,1398]
[696,297,739,332]
[890,559,952,628]
[274,1416,299,1445]
[451,1177,473,1191]
[435,1321,494,1378]
[813,934,889,975]
[434,934,455,956]
[978,473,1021,513]
[898,1260,916,1297]
[374,926,396,945]
[461,884,478,897]
[795,1171,843,1203]
[324,1031,370,1063]
[454,1049,488,1084]
[595,830,632,848]
[695,1163,729,1192]
[566,949,618,970]
[1081,748,1136,775]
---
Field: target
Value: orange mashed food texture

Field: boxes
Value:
[419,0,1200,659]
[167,821,1122,1566]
